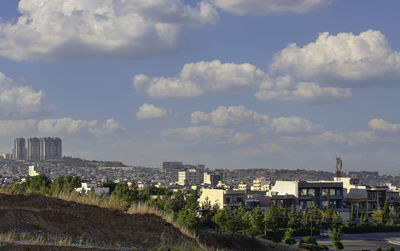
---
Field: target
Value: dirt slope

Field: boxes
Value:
[0,193,196,250]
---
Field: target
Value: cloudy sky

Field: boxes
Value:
[1,0,400,174]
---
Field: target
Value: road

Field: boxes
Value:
[298,232,400,250]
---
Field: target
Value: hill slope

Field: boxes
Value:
[0,193,300,250]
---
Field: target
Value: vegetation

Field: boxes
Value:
[5,174,400,250]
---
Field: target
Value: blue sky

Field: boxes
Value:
[1,0,400,174]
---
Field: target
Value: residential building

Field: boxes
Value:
[160,161,184,172]
[75,183,109,196]
[337,177,388,215]
[199,188,245,210]
[271,180,344,210]
[251,177,270,191]
[28,164,43,176]
[203,172,222,186]
[40,137,62,160]
[178,165,205,186]
[13,138,26,161]
[27,137,41,161]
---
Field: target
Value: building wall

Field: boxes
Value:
[271,181,298,197]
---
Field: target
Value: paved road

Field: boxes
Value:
[298,232,400,250]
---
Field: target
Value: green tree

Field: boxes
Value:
[372,208,384,224]
[283,228,296,245]
[249,206,264,237]
[288,204,301,229]
[350,204,356,222]
[236,203,250,235]
[213,208,229,234]
[330,227,344,251]
[199,198,219,228]
[24,174,51,194]
[382,200,390,224]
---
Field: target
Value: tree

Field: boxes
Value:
[382,200,390,224]
[283,228,296,245]
[372,208,384,224]
[249,206,264,237]
[288,204,301,229]
[330,227,344,251]
[24,174,51,194]
[350,204,356,222]
[213,208,229,234]
[236,203,250,235]
[361,209,369,224]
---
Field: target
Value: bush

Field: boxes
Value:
[283,229,296,245]
[387,247,395,251]
[299,236,328,251]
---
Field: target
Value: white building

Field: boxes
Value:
[178,165,205,186]
[251,177,270,191]
[203,172,222,186]
[199,188,245,210]
[75,183,110,196]
[28,165,43,176]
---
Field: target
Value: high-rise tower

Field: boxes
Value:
[13,138,26,160]
[27,137,41,161]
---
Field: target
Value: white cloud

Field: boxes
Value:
[283,130,376,146]
[0,72,46,118]
[368,118,399,133]
[0,119,36,136]
[211,0,330,15]
[256,75,351,103]
[89,118,124,137]
[136,103,167,120]
[270,30,400,86]
[37,117,122,137]
[162,126,252,145]
[191,105,269,126]
[270,116,323,134]
[0,0,218,61]
[133,60,265,98]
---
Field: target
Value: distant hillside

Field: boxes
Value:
[0,193,299,251]
[222,168,400,186]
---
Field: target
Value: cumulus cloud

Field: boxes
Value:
[0,0,219,61]
[0,72,46,118]
[283,130,376,146]
[368,118,399,133]
[270,30,400,86]
[270,116,323,134]
[162,126,252,145]
[37,117,122,137]
[191,105,269,126]
[256,75,351,103]
[211,0,330,15]
[133,60,265,98]
[136,103,167,120]
[0,119,36,136]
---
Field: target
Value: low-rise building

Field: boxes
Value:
[251,177,270,191]
[28,164,43,176]
[199,188,245,210]
[75,183,110,196]
[203,172,222,186]
[271,180,344,210]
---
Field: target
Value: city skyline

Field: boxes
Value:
[1,1,400,173]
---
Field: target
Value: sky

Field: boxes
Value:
[1,0,400,174]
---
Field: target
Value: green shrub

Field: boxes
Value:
[387,247,395,251]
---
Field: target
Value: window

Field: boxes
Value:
[322,189,329,196]
[330,189,336,196]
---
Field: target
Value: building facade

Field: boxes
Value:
[271,180,344,210]
[40,137,62,160]
[199,188,245,210]
[27,137,41,161]
[203,172,223,186]
[13,138,26,161]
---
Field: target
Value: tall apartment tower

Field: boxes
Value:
[27,137,41,161]
[40,137,62,160]
[13,138,26,160]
